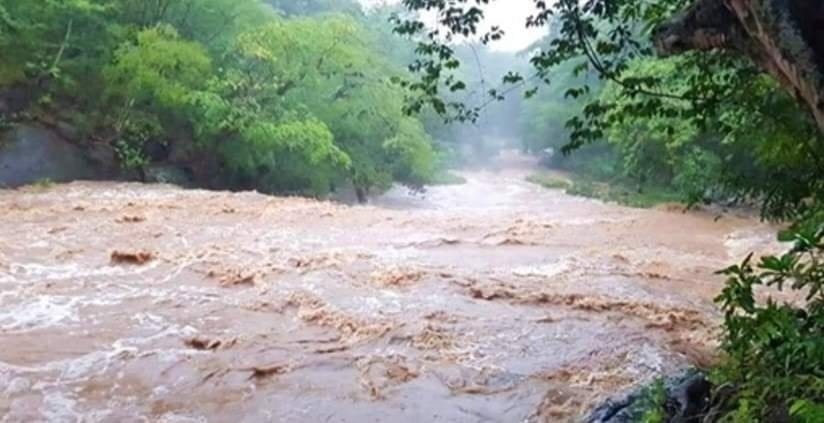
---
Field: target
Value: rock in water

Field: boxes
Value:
[668,372,712,422]
[0,124,101,188]
[587,393,645,423]
[143,164,192,186]
[587,370,711,423]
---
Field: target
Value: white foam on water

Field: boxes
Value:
[0,289,132,333]
[0,296,81,331]
[2,376,31,398]
[0,321,197,391]
[627,342,667,376]
[7,260,161,282]
[512,259,573,279]
[157,414,207,423]
[35,345,137,384]
[725,227,785,260]
[40,390,80,423]
[555,215,638,227]
[130,312,169,332]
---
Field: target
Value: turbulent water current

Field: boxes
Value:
[0,154,782,422]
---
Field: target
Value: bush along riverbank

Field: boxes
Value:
[587,370,711,423]
[0,1,459,200]
[526,171,686,210]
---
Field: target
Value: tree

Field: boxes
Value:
[103,25,213,175]
[213,14,436,196]
[0,0,108,106]
[265,0,363,17]
[653,0,824,134]
[395,0,824,144]
[1,0,440,196]
[396,0,824,216]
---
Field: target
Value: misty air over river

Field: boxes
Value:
[0,153,780,421]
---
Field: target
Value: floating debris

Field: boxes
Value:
[246,363,292,381]
[110,250,154,265]
[185,336,236,351]
[115,215,146,223]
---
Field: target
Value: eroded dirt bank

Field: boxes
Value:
[0,155,781,422]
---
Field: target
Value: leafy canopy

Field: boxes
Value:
[0,0,441,197]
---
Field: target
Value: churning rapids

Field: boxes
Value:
[0,153,782,422]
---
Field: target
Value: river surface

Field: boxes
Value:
[0,154,782,422]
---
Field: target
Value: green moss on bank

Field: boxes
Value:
[430,171,467,186]
[527,172,683,209]
[525,173,572,189]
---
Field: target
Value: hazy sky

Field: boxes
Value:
[359,0,546,52]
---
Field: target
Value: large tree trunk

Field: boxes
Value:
[653,0,824,133]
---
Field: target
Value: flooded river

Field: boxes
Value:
[0,154,781,422]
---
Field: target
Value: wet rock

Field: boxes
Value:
[0,85,33,115]
[668,372,713,422]
[53,121,81,142]
[327,179,360,205]
[84,140,118,171]
[0,124,105,188]
[143,164,192,186]
[587,370,711,423]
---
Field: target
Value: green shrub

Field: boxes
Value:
[112,114,161,171]
[639,379,667,423]
[431,171,467,186]
[672,148,722,205]
[564,178,682,209]
[713,225,824,421]
[30,178,55,189]
[526,173,572,190]
[2,1,439,197]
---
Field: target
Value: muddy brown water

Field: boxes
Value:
[0,154,782,422]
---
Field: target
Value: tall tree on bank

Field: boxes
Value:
[653,0,824,134]
[0,0,440,197]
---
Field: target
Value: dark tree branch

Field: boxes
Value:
[654,0,824,134]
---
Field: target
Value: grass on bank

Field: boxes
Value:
[527,171,683,209]
[28,178,55,190]
[525,173,572,189]
[430,171,467,186]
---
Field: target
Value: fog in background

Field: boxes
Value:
[359,0,545,52]
[271,0,555,166]
[356,1,551,165]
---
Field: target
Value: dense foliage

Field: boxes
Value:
[0,0,440,198]
[265,0,363,17]
[524,55,824,218]
[715,228,824,421]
